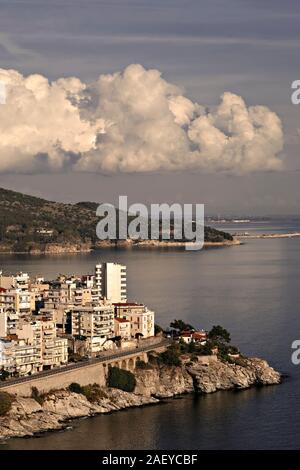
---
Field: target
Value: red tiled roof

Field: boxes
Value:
[113,302,143,307]
[115,318,130,323]
[192,332,207,339]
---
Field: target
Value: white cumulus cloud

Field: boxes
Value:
[0,64,283,174]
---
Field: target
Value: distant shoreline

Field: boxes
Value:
[0,239,241,255]
[237,233,300,240]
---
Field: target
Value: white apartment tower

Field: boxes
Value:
[95,263,127,303]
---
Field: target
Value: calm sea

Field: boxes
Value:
[1,221,300,450]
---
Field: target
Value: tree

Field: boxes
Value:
[154,323,163,336]
[0,391,14,416]
[135,332,143,340]
[159,344,182,366]
[108,367,136,392]
[208,325,231,344]
[0,368,9,381]
[170,319,194,332]
[68,382,83,394]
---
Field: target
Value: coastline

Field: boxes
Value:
[0,356,281,441]
[0,239,241,255]
[237,233,300,240]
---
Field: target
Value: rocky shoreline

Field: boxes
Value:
[0,239,241,255]
[0,356,281,440]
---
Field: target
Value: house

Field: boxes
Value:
[114,302,155,339]
[114,317,131,340]
[179,330,207,344]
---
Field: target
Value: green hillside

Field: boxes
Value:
[0,187,233,252]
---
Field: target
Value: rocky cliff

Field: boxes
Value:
[187,357,281,393]
[0,357,281,440]
[0,389,158,439]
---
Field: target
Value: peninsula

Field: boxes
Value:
[0,187,237,254]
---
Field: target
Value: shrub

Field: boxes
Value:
[208,325,231,344]
[82,384,107,403]
[154,323,163,336]
[147,352,159,365]
[31,386,44,405]
[0,391,14,416]
[190,354,198,362]
[196,342,213,356]
[68,353,83,363]
[135,360,152,370]
[108,367,136,392]
[68,382,83,394]
[159,344,182,366]
[0,369,10,381]
[68,382,107,402]
[170,319,195,332]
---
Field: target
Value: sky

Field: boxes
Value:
[0,0,300,215]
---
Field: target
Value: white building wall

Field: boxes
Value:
[95,263,127,303]
[0,308,7,337]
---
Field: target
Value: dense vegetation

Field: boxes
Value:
[0,391,14,416]
[31,386,45,405]
[68,382,107,402]
[170,319,195,332]
[0,187,233,252]
[157,322,240,364]
[107,366,136,392]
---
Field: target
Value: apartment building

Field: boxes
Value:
[0,264,155,374]
[0,336,42,376]
[74,287,93,306]
[0,338,14,373]
[36,314,68,369]
[0,308,18,336]
[46,280,76,305]
[114,302,155,339]
[114,317,131,340]
[13,340,42,376]
[0,289,35,316]
[0,271,30,291]
[95,263,127,303]
[0,312,68,375]
[71,304,115,354]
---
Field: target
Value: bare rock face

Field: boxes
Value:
[135,365,194,398]
[187,357,281,394]
[0,389,158,440]
[0,357,281,440]
[0,397,63,438]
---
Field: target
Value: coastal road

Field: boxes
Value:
[0,338,171,389]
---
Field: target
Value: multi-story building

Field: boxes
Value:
[35,313,68,369]
[114,302,155,339]
[95,263,127,303]
[0,264,155,373]
[114,317,131,341]
[0,338,15,373]
[0,312,68,375]
[0,308,18,336]
[13,340,42,376]
[71,304,115,355]
[0,289,34,316]
[0,334,42,377]
[74,287,93,306]
[0,271,30,291]
[46,279,77,305]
